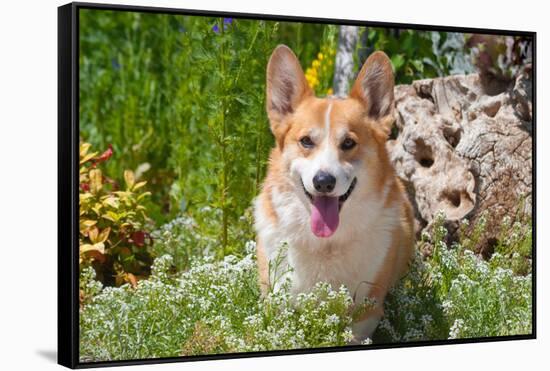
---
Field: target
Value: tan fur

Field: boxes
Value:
[260,186,278,224]
[358,194,415,321]
[255,46,414,341]
[256,239,270,295]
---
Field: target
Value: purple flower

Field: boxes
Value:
[212,18,233,33]
[111,58,120,70]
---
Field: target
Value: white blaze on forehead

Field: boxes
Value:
[315,101,339,179]
[324,101,333,135]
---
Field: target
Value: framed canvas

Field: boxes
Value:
[58,2,536,368]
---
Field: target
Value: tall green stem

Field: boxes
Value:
[219,18,228,254]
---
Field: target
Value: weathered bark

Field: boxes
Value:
[388,71,532,253]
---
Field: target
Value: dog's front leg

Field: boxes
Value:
[256,238,270,296]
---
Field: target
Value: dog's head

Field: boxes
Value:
[266,45,395,238]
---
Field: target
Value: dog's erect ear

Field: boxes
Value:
[266,45,312,125]
[350,51,395,131]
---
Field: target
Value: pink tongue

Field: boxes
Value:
[311,196,340,238]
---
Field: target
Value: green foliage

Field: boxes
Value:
[79,250,357,361]
[368,29,433,84]
[150,207,256,272]
[492,215,532,276]
[149,213,216,273]
[80,211,532,361]
[375,212,532,342]
[79,142,154,286]
[80,12,281,253]
[367,29,467,84]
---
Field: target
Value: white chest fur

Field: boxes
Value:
[255,183,398,302]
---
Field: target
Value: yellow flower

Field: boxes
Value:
[305,45,336,91]
[306,68,317,79]
[306,75,319,89]
[327,88,333,95]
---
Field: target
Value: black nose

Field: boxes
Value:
[313,171,336,193]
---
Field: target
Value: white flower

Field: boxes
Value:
[361,338,373,345]
[449,319,465,339]
[343,328,354,342]
[325,314,340,326]
[421,314,433,326]
[244,240,257,254]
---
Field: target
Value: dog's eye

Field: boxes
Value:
[341,138,357,150]
[299,136,315,149]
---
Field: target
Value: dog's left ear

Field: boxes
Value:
[350,51,395,136]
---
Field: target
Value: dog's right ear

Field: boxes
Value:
[266,45,312,143]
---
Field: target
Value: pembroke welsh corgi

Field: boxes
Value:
[254,45,414,341]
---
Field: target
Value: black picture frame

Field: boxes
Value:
[58,2,537,368]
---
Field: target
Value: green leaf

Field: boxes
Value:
[89,169,103,194]
[80,152,98,165]
[88,226,99,243]
[132,181,147,191]
[80,142,91,157]
[97,227,111,243]
[102,213,115,222]
[102,196,119,209]
[124,170,135,189]
[80,242,105,254]
[391,54,405,71]
[137,192,152,201]
[81,220,97,228]
[410,59,425,74]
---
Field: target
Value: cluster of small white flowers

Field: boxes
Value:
[434,210,447,222]
[403,328,424,341]
[421,230,431,242]
[80,266,103,298]
[420,314,433,326]
[448,319,465,339]
[477,213,488,229]
[80,204,532,361]
[377,318,398,340]
[325,314,340,326]
[151,254,173,279]
[438,245,459,271]
[342,328,354,343]
[150,213,221,270]
[244,240,257,254]
[361,338,373,345]
[80,248,358,361]
[380,210,532,343]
